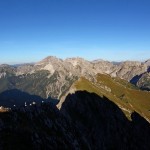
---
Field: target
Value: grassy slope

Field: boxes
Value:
[73,74,150,121]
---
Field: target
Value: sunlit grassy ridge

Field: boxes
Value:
[73,74,150,121]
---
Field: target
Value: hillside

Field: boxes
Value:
[58,74,150,122]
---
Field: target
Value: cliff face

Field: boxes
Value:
[0,91,150,150]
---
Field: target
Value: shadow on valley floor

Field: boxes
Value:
[0,89,59,107]
[60,91,150,150]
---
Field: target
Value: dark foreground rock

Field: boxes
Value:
[0,91,150,150]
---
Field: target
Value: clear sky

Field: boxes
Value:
[0,0,150,64]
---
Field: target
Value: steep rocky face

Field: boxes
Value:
[15,57,150,81]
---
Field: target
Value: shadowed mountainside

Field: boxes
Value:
[0,91,149,149]
[0,89,59,107]
[0,103,87,150]
[130,74,143,85]
[130,72,150,91]
[60,91,150,150]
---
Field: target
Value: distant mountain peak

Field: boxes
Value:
[35,56,63,66]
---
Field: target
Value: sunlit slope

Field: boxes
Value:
[73,74,150,121]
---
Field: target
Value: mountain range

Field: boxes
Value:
[0,56,150,149]
[0,56,150,102]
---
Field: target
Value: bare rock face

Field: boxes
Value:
[35,57,149,83]
[34,57,150,91]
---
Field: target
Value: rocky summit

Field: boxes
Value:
[0,56,150,149]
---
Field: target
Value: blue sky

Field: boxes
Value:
[0,0,150,64]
